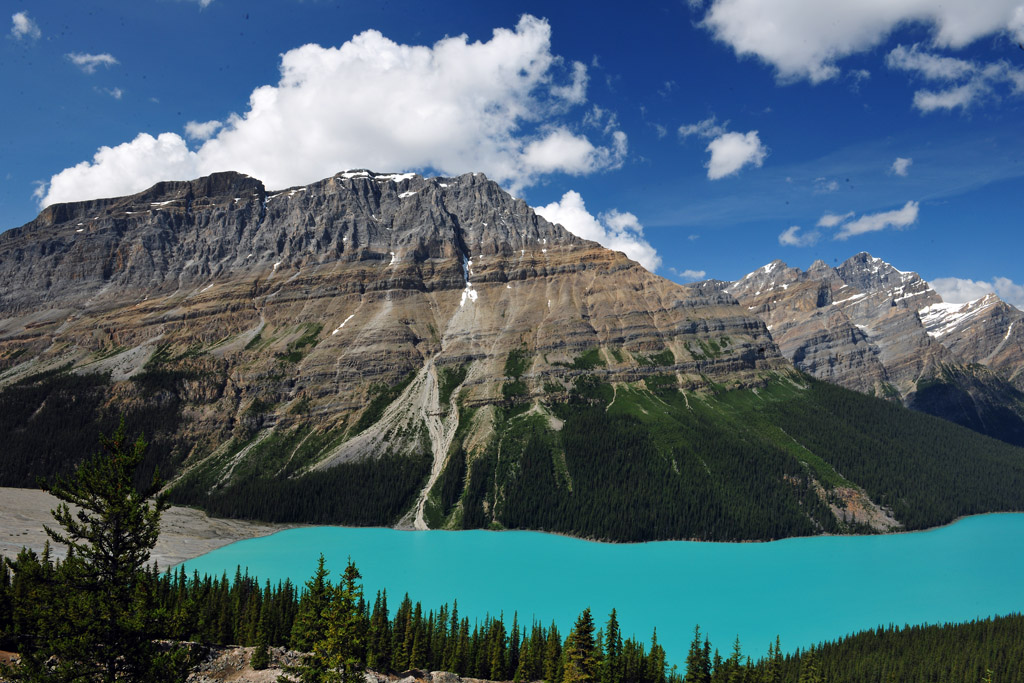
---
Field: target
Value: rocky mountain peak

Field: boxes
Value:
[0,169,787,489]
[725,252,1024,444]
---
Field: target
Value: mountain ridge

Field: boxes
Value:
[2,171,1023,541]
[724,252,1024,445]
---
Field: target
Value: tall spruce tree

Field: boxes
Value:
[601,609,623,683]
[316,560,368,683]
[683,626,710,683]
[563,609,598,683]
[7,420,187,682]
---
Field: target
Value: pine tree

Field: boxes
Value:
[683,626,710,683]
[762,637,781,683]
[543,623,562,683]
[646,629,666,683]
[291,555,332,652]
[8,419,187,682]
[602,609,623,683]
[251,621,271,670]
[797,648,822,683]
[316,559,368,683]
[563,609,598,683]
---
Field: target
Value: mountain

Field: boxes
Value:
[2,173,1024,541]
[725,253,1024,446]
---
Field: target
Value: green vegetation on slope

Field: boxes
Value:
[169,451,430,525]
[758,378,1024,530]
[0,368,187,490]
[439,372,1024,541]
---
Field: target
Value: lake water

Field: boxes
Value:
[180,513,1024,665]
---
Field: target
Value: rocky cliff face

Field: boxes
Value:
[726,253,1024,445]
[0,170,786,524]
[919,294,1024,390]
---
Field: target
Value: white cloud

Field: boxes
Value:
[931,276,1024,308]
[678,116,727,139]
[705,131,767,180]
[814,177,839,193]
[912,82,982,111]
[534,190,661,272]
[825,201,920,240]
[670,268,708,281]
[522,127,625,176]
[40,16,624,206]
[10,11,40,40]
[886,44,974,80]
[817,211,854,228]
[700,0,1024,83]
[184,120,223,141]
[890,157,913,176]
[778,225,820,246]
[886,43,1024,112]
[66,52,119,74]
[40,133,200,205]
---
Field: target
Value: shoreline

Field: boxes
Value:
[4,486,1023,566]
[0,487,296,568]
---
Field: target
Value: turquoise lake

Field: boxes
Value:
[180,513,1024,665]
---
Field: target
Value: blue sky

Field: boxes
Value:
[4,0,1024,305]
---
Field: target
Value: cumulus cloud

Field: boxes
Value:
[522,127,626,176]
[10,11,40,40]
[700,0,1024,83]
[705,130,767,179]
[886,43,1024,112]
[534,190,661,272]
[931,276,1024,308]
[184,120,223,141]
[66,52,119,74]
[890,157,913,176]
[36,133,202,205]
[778,225,820,246]
[40,16,625,207]
[820,201,920,240]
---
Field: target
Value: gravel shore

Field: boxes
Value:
[0,486,293,567]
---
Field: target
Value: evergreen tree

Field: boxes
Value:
[683,626,710,683]
[252,621,271,671]
[8,420,187,682]
[646,629,666,683]
[601,609,623,683]
[543,623,562,683]
[315,559,368,683]
[725,637,743,683]
[563,609,598,683]
[291,555,332,652]
[797,648,822,683]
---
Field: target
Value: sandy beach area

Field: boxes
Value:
[0,487,293,568]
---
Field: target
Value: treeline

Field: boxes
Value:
[167,452,431,525]
[0,369,185,490]
[761,616,1024,683]
[763,378,1024,530]
[0,550,679,683]
[5,549,1020,682]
